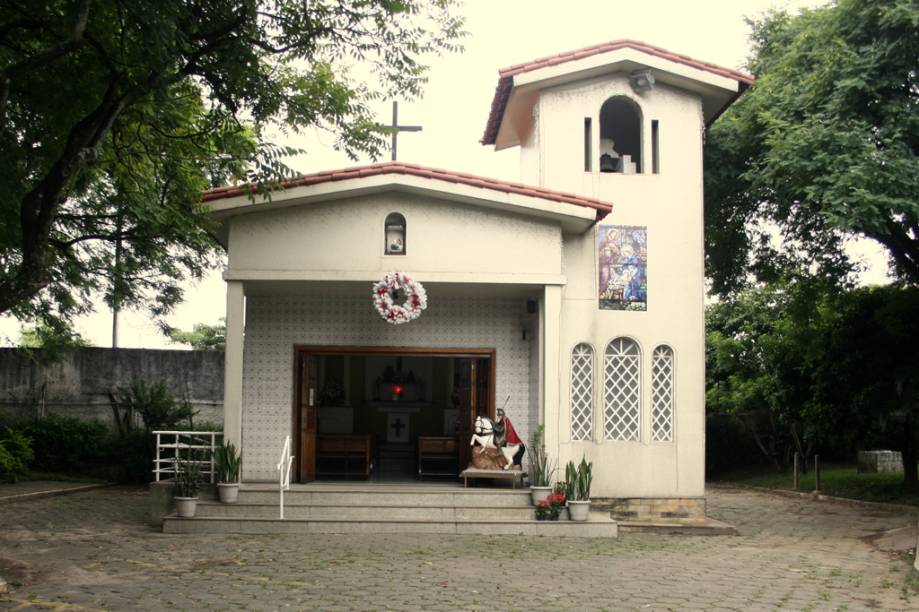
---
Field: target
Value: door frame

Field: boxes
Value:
[291,345,496,482]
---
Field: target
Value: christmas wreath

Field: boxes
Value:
[372,272,427,325]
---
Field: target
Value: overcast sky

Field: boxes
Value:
[6,0,880,349]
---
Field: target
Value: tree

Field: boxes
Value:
[704,0,919,296]
[706,281,823,471]
[18,320,89,363]
[809,286,919,491]
[163,318,226,351]
[707,281,919,490]
[0,0,464,324]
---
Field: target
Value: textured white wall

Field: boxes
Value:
[520,76,707,498]
[241,295,536,481]
[228,192,561,279]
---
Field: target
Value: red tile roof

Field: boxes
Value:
[482,39,754,145]
[203,161,613,217]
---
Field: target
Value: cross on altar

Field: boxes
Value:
[389,101,422,161]
[390,417,407,437]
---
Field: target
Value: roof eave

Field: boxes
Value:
[208,174,607,234]
[482,41,753,146]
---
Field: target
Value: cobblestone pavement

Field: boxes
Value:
[0,485,916,611]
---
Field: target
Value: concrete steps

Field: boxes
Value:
[163,514,618,536]
[193,501,536,521]
[162,484,618,538]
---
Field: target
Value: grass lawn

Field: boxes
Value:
[713,464,919,507]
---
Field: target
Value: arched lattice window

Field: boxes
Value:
[570,343,594,441]
[651,345,674,442]
[599,96,642,174]
[604,338,641,440]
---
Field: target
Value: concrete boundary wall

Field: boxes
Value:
[0,347,224,426]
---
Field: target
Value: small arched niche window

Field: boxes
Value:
[384,212,406,255]
[599,96,642,174]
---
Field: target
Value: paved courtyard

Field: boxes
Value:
[0,485,916,611]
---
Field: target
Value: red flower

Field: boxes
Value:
[537,500,550,508]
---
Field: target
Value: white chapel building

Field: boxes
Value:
[205,40,751,521]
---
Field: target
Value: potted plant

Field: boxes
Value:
[173,454,202,518]
[535,491,566,521]
[565,456,593,522]
[528,425,555,505]
[215,440,242,504]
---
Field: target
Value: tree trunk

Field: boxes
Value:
[747,420,782,472]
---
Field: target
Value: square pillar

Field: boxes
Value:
[223,280,245,448]
[542,285,562,463]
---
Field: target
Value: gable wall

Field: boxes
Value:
[227,192,562,279]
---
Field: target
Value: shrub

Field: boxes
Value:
[110,380,196,435]
[189,419,223,432]
[101,429,151,483]
[0,427,33,482]
[25,414,108,472]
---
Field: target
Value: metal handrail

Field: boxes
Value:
[153,430,222,483]
[277,435,294,519]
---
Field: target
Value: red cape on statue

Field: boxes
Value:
[503,417,522,445]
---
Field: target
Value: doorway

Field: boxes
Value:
[293,346,495,483]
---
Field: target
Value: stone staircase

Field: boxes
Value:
[162,483,618,537]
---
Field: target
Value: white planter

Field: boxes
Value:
[217,483,240,504]
[530,485,552,506]
[174,496,198,518]
[568,499,591,522]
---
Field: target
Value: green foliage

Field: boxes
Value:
[107,380,202,483]
[103,429,151,484]
[0,427,33,482]
[189,420,223,433]
[528,425,555,487]
[214,440,242,484]
[18,321,89,364]
[110,380,196,436]
[716,464,919,507]
[174,454,202,498]
[0,0,465,328]
[163,318,226,351]
[25,414,108,472]
[705,0,919,295]
[564,457,593,501]
[707,281,919,489]
[706,281,824,470]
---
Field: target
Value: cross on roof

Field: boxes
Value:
[389,101,422,161]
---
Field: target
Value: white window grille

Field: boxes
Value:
[604,338,641,441]
[651,345,674,442]
[570,343,594,441]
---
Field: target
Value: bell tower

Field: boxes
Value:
[481,40,750,201]
[480,41,752,507]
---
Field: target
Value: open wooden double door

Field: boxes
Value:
[293,347,494,483]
